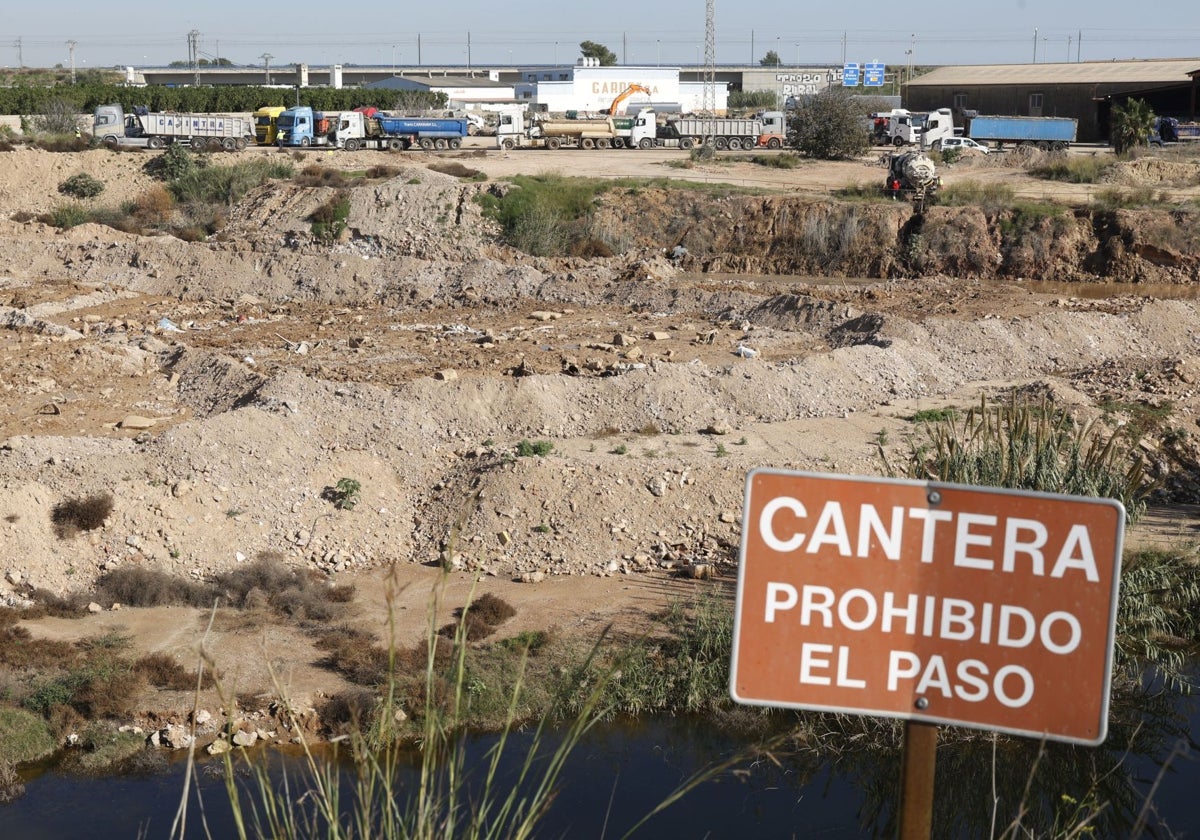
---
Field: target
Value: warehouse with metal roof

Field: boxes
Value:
[905,59,1200,143]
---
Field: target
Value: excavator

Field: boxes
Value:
[601,84,653,116]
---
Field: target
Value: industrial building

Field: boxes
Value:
[904,59,1200,143]
[364,74,516,110]
[514,58,725,113]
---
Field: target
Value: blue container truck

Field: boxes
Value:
[333,112,469,150]
[963,115,1077,151]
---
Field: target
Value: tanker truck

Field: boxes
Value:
[885,151,941,211]
[496,111,658,150]
[92,105,254,151]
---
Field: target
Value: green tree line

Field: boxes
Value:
[0,83,446,115]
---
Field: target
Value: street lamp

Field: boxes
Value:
[795,43,800,67]
[391,45,397,76]
[657,39,661,67]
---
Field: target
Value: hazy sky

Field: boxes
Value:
[2,2,1197,70]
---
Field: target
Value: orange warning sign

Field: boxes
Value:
[730,470,1125,745]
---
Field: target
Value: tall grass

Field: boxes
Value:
[889,393,1151,525]
[205,575,617,840]
[936,180,1016,211]
[1030,157,1113,184]
[170,158,295,206]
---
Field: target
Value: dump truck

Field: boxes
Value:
[92,105,254,151]
[334,111,469,150]
[662,113,788,150]
[276,106,337,147]
[885,151,940,211]
[962,114,1077,151]
[496,111,658,150]
[253,105,286,145]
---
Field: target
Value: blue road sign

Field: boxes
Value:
[864,62,886,87]
[842,63,860,86]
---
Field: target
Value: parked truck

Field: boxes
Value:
[92,105,254,151]
[253,105,286,146]
[663,112,788,149]
[885,151,940,211]
[335,112,469,150]
[496,111,659,150]
[960,114,1077,151]
[276,106,338,147]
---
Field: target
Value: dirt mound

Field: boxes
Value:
[1104,156,1200,187]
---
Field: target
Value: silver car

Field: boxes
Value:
[936,137,990,154]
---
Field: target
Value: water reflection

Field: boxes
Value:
[0,689,1195,838]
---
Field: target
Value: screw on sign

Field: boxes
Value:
[730,469,1125,746]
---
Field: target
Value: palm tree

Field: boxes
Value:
[1110,97,1156,155]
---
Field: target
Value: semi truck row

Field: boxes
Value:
[872,108,1079,152]
[494,109,788,151]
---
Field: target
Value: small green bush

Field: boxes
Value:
[309,191,351,242]
[58,173,104,199]
[749,153,801,169]
[324,477,361,510]
[40,202,92,229]
[516,439,553,457]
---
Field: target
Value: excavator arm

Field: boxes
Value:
[604,84,653,116]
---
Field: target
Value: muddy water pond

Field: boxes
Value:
[2,700,1197,839]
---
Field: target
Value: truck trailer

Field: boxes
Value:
[332,111,469,151]
[664,113,788,149]
[962,115,1077,151]
[92,105,254,151]
[496,111,659,150]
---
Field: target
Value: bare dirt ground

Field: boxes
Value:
[2,141,1200,726]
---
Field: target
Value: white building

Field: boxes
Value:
[365,73,518,110]
[516,58,728,115]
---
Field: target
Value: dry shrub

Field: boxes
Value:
[427,161,484,180]
[71,669,146,718]
[128,185,175,226]
[295,165,351,188]
[318,688,379,733]
[134,652,214,690]
[468,593,516,626]
[440,592,517,641]
[10,210,36,223]
[365,164,402,179]
[47,705,86,739]
[0,623,74,668]
[567,238,615,258]
[94,566,215,608]
[51,492,114,539]
[28,588,88,617]
[319,640,391,685]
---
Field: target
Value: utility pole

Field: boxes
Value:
[260,53,273,85]
[623,32,628,65]
[1077,29,1082,62]
[841,31,847,66]
[1067,34,1072,63]
[187,29,201,86]
[13,37,22,69]
[67,40,77,84]
[1032,27,1038,64]
[467,31,471,72]
[703,0,716,142]
[750,30,754,65]
[418,34,422,66]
